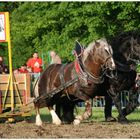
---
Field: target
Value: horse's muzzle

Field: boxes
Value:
[106,61,116,71]
[106,69,117,79]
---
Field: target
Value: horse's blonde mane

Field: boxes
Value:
[83,38,108,62]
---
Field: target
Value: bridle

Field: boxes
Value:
[74,46,115,85]
[130,41,140,60]
[122,36,140,62]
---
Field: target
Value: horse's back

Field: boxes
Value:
[38,64,62,96]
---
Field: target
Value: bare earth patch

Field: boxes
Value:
[0,121,140,138]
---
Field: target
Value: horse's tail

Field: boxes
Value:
[32,64,59,99]
[31,65,52,98]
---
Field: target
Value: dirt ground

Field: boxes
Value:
[0,120,140,138]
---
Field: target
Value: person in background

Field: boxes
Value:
[13,69,19,74]
[0,56,9,74]
[26,52,42,80]
[49,51,62,64]
[18,64,28,73]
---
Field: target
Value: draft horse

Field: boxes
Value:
[108,31,140,122]
[58,31,140,124]
[34,38,115,126]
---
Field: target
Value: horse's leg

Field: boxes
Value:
[108,86,128,123]
[48,106,62,125]
[55,97,75,124]
[121,87,139,117]
[73,99,92,125]
[105,93,116,122]
[55,102,62,120]
[121,70,138,117]
[34,103,43,126]
[61,100,75,123]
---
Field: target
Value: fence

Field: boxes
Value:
[0,74,31,114]
[78,90,140,108]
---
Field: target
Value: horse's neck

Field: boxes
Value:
[114,52,128,64]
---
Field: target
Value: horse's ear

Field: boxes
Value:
[95,41,100,47]
[73,40,84,57]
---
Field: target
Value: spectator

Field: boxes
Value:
[49,51,62,64]
[0,56,9,74]
[13,69,19,74]
[27,67,32,73]
[18,64,28,73]
[26,52,42,79]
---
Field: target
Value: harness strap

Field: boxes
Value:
[74,60,104,84]
[33,77,78,103]
[59,64,79,101]
[83,67,104,84]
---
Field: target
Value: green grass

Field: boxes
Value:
[30,107,140,123]
[1,107,139,123]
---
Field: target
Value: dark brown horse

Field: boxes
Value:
[34,38,115,126]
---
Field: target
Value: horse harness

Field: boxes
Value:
[33,72,78,103]
[33,60,88,104]
[33,42,112,103]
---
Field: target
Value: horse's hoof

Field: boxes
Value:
[36,115,43,126]
[105,116,117,122]
[53,119,61,125]
[53,122,61,125]
[73,119,81,125]
[36,122,42,126]
[62,121,71,124]
[117,116,129,124]
[61,116,74,124]
[61,119,72,124]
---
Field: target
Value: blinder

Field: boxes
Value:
[73,40,84,58]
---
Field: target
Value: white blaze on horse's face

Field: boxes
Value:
[105,44,115,70]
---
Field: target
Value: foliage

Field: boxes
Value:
[0,2,140,68]
[136,63,140,73]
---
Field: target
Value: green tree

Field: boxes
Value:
[1,2,140,68]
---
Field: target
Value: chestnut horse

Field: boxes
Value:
[34,38,115,126]
[57,31,140,124]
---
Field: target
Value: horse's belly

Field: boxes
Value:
[79,84,99,98]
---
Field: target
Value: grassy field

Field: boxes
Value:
[1,106,139,123]
[30,107,140,123]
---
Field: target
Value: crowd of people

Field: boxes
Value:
[0,51,62,80]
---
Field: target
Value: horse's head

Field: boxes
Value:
[82,38,116,81]
[112,31,140,61]
[87,38,116,71]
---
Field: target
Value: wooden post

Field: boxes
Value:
[5,12,14,111]
[0,91,2,113]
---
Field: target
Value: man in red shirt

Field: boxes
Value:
[27,52,42,79]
